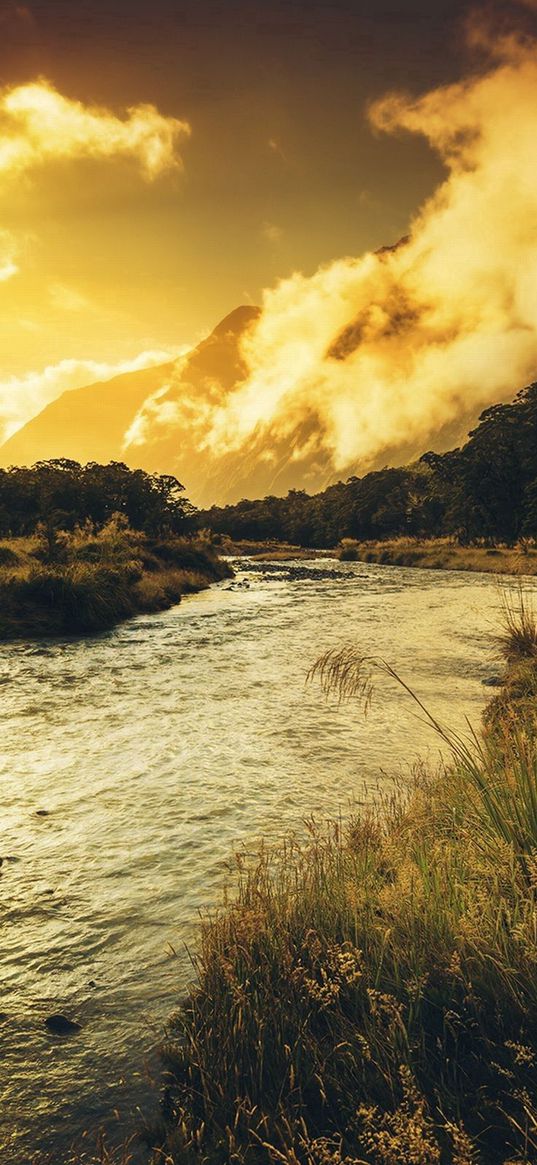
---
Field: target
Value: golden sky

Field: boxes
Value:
[0,0,535,452]
[0,0,476,422]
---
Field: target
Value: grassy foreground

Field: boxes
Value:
[0,519,232,639]
[142,592,537,1165]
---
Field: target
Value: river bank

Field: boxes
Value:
[151,587,537,1165]
[337,537,537,575]
[4,558,504,1164]
[0,524,232,639]
[225,536,537,574]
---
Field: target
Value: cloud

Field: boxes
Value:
[0,229,19,282]
[0,349,186,444]
[0,258,18,281]
[268,137,288,163]
[48,283,93,313]
[0,79,190,281]
[0,79,191,180]
[186,23,537,480]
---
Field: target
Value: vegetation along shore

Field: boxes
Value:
[224,536,537,575]
[0,459,231,639]
[59,586,537,1165]
[335,538,537,575]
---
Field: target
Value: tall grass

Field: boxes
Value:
[334,538,537,576]
[497,584,537,663]
[484,586,537,730]
[149,591,537,1164]
[0,520,232,638]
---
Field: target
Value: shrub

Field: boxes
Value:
[338,539,360,561]
[0,532,232,638]
[0,544,21,566]
[497,584,537,663]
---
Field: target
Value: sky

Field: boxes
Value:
[0,2,481,380]
[0,0,536,455]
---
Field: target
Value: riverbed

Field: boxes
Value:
[0,558,521,1161]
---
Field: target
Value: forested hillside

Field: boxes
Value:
[202,384,537,547]
[0,459,195,540]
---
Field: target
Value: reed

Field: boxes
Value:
[497,584,537,663]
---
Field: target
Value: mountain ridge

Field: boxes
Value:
[0,301,518,507]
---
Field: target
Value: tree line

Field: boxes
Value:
[0,459,196,539]
[201,384,537,547]
[1,383,535,548]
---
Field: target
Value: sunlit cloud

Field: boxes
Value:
[267,137,288,163]
[0,258,18,281]
[0,79,191,180]
[0,229,19,282]
[191,25,537,476]
[48,283,93,313]
[124,11,537,505]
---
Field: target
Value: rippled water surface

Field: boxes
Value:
[0,558,521,1161]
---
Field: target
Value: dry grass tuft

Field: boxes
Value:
[337,538,537,576]
[497,584,537,663]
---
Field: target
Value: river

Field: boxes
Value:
[0,557,520,1162]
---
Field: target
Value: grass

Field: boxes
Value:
[497,586,537,663]
[336,538,537,576]
[219,536,537,574]
[483,586,537,732]
[223,539,333,561]
[142,588,537,1165]
[0,519,232,639]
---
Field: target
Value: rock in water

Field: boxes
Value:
[45,1014,81,1035]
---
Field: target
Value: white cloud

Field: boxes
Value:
[0,229,19,282]
[0,79,191,180]
[48,283,93,313]
[196,31,537,474]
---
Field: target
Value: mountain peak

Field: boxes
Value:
[210,305,261,338]
[0,305,261,477]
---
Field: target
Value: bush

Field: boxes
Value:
[0,532,232,639]
[338,539,360,561]
[0,544,21,566]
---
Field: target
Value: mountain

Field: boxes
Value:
[0,301,508,508]
[0,360,177,470]
[0,306,260,499]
